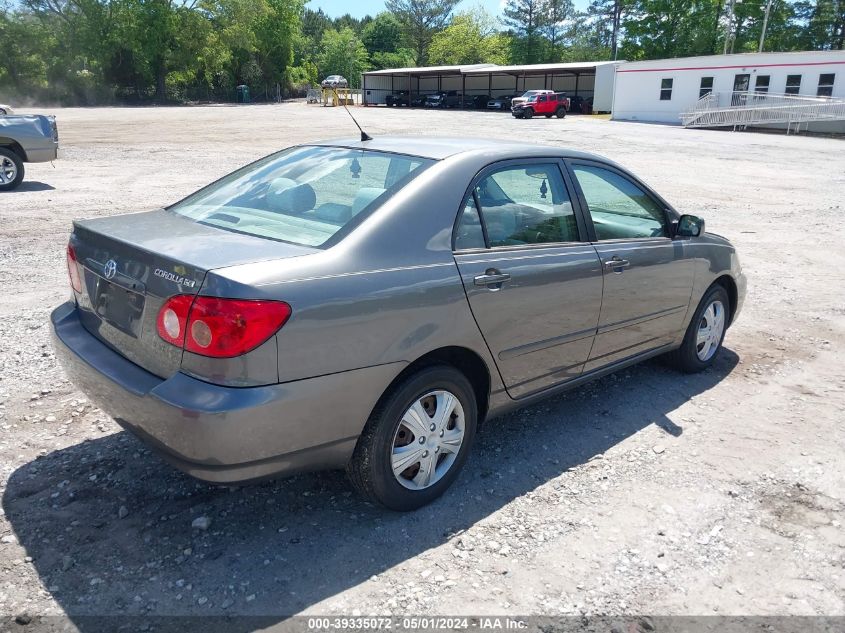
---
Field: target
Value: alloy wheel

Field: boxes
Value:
[0,155,17,185]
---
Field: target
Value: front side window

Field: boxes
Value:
[785,74,802,95]
[699,76,714,99]
[818,73,835,97]
[467,164,579,248]
[660,78,673,101]
[571,164,666,240]
[170,146,432,247]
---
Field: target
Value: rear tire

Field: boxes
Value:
[0,147,24,191]
[668,285,730,373]
[347,365,478,511]
[556,108,566,118]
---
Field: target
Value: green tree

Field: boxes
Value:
[502,0,548,63]
[362,11,404,54]
[584,0,628,59]
[794,0,845,49]
[621,0,725,59]
[0,10,51,92]
[317,27,369,87]
[542,0,574,50]
[385,0,460,64]
[428,9,510,65]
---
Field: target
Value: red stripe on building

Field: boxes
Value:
[617,60,845,73]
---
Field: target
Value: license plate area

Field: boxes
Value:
[93,277,145,338]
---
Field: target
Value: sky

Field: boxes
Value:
[308,0,589,20]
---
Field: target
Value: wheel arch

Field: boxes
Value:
[0,140,27,162]
[713,274,738,326]
[382,346,491,425]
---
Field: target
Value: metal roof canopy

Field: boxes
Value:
[362,64,497,77]
[362,61,620,78]
[462,61,621,76]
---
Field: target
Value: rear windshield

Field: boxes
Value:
[169,146,433,247]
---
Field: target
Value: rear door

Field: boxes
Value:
[566,160,694,372]
[453,159,603,399]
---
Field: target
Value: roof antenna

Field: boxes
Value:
[334,88,372,141]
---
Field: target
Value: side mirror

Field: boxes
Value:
[676,214,705,238]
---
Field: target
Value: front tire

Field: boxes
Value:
[523,108,534,119]
[347,365,478,511]
[669,285,730,373]
[0,147,24,191]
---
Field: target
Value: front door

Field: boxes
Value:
[732,73,750,105]
[567,161,694,373]
[453,160,603,398]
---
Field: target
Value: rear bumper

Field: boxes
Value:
[50,302,404,483]
[25,144,58,163]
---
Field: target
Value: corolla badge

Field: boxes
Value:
[103,259,117,280]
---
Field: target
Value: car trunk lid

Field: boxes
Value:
[70,208,315,378]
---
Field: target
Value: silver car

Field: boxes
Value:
[51,137,746,510]
[320,75,348,89]
[1,114,59,191]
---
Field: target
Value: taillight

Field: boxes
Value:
[156,294,193,347]
[156,295,291,358]
[66,243,82,293]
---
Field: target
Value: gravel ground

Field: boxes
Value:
[0,104,844,630]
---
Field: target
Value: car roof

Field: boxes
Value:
[309,136,607,162]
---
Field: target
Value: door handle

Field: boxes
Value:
[474,271,511,287]
[603,257,630,271]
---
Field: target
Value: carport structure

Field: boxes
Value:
[463,61,618,106]
[361,61,620,110]
[361,64,496,106]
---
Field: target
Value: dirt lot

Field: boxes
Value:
[1,104,844,629]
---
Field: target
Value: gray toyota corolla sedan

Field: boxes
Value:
[51,136,746,510]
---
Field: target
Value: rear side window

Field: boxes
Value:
[169,147,432,247]
[457,164,579,249]
[572,164,666,240]
[454,198,486,250]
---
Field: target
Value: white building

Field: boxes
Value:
[612,49,845,131]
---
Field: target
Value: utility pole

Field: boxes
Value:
[758,0,774,52]
[723,0,743,54]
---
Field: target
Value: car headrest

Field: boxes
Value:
[266,178,316,215]
[351,187,386,216]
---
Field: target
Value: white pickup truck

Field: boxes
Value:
[0,113,59,191]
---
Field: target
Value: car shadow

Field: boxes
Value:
[3,350,738,628]
[9,181,56,192]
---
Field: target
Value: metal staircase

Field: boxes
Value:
[681,91,845,133]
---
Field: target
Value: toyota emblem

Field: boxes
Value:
[103,259,117,280]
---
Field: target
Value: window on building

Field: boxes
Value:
[699,77,714,99]
[817,74,835,97]
[660,78,673,101]
[755,75,770,94]
[785,74,802,95]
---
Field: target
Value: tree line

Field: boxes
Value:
[1,0,843,105]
